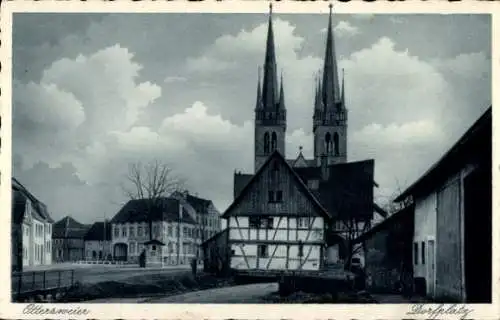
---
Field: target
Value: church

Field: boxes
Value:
[218,4,385,273]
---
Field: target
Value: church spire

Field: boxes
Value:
[255,67,262,110]
[321,3,341,111]
[278,71,285,110]
[340,68,345,109]
[262,3,279,110]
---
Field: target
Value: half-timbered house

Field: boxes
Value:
[224,151,331,272]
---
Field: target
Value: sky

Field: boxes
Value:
[12,12,491,224]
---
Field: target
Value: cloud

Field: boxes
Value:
[164,76,188,83]
[334,21,360,37]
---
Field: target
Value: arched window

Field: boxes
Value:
[264,132,270,154]
[325,133,332,154]
[271,132,277,151]
[333,132,340,156]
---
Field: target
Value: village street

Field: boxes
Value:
[91,283,279,303]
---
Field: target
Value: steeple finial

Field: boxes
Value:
[322,2,341,111]
[262,1,279,110]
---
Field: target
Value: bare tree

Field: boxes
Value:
[121,160,185,241]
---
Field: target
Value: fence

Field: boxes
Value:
[12,269,75,299]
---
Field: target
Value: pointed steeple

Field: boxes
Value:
[255,67,262,110]
[314,71,323,111]
[322,3,341,111]
[340,68,346,109]
[262,3,279,110]
[278,71,285,110]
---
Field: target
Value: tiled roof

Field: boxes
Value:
[84,222,112,241]
[11,177,54,224]
[185,194,212,214]
[111,198,196,225]
[53,216,89,239]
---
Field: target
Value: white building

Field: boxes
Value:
[110,197,198,266]
[12,178,53,270]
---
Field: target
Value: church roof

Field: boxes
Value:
[223,150,331,220]
[261,3,279,111]
[321,4,342,110]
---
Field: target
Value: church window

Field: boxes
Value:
[271,132,277,151]
[264,132,270,153]
[325,133,333,154]
[333,132,340,156]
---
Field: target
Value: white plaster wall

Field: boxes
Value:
[414,192,437,279]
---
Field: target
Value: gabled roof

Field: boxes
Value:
[395,106,492,202]
[111,198,196,225]
[84,221,112,241]
[53,216,89,239]
[354,203,415,244]
[11,177,54,223]
[185,194,213,213]
[223,150,331,220]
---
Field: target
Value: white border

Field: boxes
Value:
[1,1,498,319]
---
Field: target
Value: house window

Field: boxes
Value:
[168,225,172,236]
[129,226,135,237]
[138,226,143,237]
[298,218,310,228]
[421,241,426,265]
[249,217,260,229]
[114,226,119,237]
[122,226,127,237]
[298,241,304,257]
[129,242,135,254]
[276,191,283,202]
[414,242,419,265]
[152,245,156,251]
[183,227,188,237]
[258,245,268,258]
[268,191,275,203]
[153,225,160,237]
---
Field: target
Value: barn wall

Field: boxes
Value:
[435,173,463,301]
